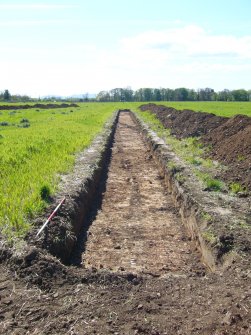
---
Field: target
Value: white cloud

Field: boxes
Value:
[1,24,251,96]
[120,25,251,59]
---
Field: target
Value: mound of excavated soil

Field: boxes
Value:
[140,104,251,190]
[0,103,79,110]
[203,115,251,189]
[140,103,227,138]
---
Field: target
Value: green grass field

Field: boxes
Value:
[136,101,251,118]
[0,101,250,238]
[0,103,117,237]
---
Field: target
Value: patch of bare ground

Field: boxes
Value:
[0,111,250,335]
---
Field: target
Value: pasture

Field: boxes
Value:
[149,101,251,117]
[0,103,115,237]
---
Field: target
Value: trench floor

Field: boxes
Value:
[83,112,202,276]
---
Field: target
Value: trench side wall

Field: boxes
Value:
[131,111,217,271]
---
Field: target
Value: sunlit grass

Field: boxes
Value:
[0,103,116,237]
[144,101,251,118]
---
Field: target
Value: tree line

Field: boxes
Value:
[0,90,31,102]
[1,87,251,102]
[96,87,251,102]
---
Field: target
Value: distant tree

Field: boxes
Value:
[96,91,110,102]
[110,88,123,102]
[197,88,215,101]
[173,88,189,101]
[232,89,248,101]
[134,88,144,101]
[153,89,162,101]
[164,88,175,101]
[123,87,134,101]
[187,89,197,101]
[160,88,168,101]
[3,89,11,101]
[217,89,233,101]
[142,88,153,101]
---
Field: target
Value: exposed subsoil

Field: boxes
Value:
[0,112,250,335]
[140,103,251,190]
[83,112,203,276]
[0,103,79,110]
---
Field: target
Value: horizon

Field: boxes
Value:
[1,0,251,97]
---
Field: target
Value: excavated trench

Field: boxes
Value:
[2,110,250,335]
[68,110,205,275]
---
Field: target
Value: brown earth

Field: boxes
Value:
[0,111,250,335]
[139,103,251,190]
[0,103,79,110]
[83,113,203,276]
[203,115,251,189]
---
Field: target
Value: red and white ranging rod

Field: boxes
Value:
[36,197,66,237]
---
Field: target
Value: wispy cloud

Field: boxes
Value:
[0,3,77,10]
[120,25,251,59]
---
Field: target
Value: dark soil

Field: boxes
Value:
[0,112,251,334]
[0,254,250,335]
[139,103,251,190]
[139,103,227,138]
[203,115,251,189]
[0,103,79,110]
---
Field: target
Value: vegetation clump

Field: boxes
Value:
[229,182,245,194]
[0,121,10,126]
[19,118,30,128]
[40,185,52,202]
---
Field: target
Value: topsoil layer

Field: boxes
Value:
[0,103,79,110]
[139,103,251,190]
[0,112,250,335]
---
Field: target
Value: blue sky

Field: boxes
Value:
[0,0,251,97]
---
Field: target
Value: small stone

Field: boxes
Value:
[237,192,248,198]
[2,298,12,305]
[222,311,242,325]
[137,304,143,310]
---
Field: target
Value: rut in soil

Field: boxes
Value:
[80,111,202,276]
